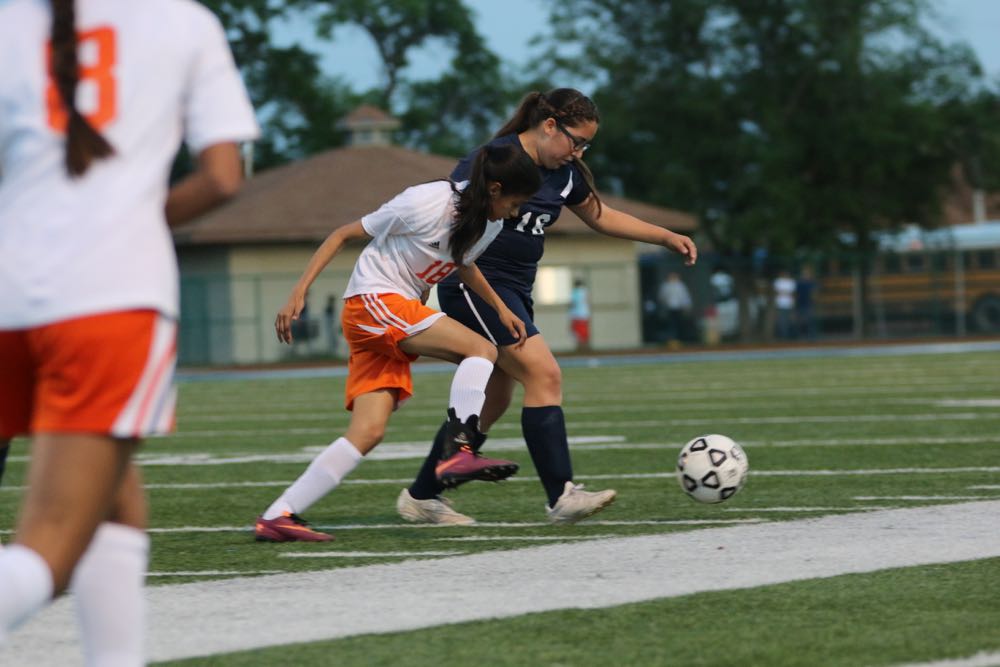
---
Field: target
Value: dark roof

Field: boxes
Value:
[174,145,696,246]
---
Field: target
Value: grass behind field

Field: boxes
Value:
[3,348,1000,665]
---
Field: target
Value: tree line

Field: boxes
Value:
[200,0,1000,336]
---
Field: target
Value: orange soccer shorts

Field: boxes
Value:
[0,309,177,439]
[341,293,444,410]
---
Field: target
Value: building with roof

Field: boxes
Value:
[173,113,696,365]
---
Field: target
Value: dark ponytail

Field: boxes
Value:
[450,144,541,265]
[51,0,114,177]
[494,88,602,216]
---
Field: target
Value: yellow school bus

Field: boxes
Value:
[817,222,1000,335]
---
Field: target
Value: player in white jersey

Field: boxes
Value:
[254,143,542,541]
[0,0,259,662]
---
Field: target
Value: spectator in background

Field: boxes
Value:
[568,278,591,351]
[658,271,692,346]
[324,294,339,356]
[773,270,797,339]
[796,266,819,340]
[710,266,733,303]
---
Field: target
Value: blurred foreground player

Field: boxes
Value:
[0,0,258,663]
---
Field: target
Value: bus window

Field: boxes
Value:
[930,252,949,271]
[884,252,902,274]
[976,250,996,270]
[906,253,925,272]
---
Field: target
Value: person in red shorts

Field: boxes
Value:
[0,0,258,661]
[569,278,591,351]
[254,143,542,541]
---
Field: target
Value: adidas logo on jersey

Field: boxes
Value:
[428,240,441,249]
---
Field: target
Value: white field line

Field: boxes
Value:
[437,534,624,542]
[0,519,766,537]
[969,485,1000,490]
[147,571,283,578]
[20,410,986,441]
[280,551,463,559]
[935,399,1000,407]
[854,495,988,501]
[889,650,1000,667]
[722,506,893,513]
[4,501,1000,665]
[4,465,1000,495]
[170,397,1000,421]
[6,434,991,468]
[175,380,1000,413]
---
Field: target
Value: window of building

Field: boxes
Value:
[534,266,573,305]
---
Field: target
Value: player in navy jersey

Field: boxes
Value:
[397,88,697,525]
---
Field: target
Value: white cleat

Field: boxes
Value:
[396,488,477,526]
[546,481,617,525]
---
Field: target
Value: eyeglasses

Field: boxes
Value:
[555,121,592,153]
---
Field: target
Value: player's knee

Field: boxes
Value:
[353,424,385,450]
[467,339,497,364]
[529,363,563,400]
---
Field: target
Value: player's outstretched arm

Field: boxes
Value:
[570,194,697,266]
[275,221,370,344]
[165,143,244,226]
[457,263,527,347]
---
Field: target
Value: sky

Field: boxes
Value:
[276,0,1000,92]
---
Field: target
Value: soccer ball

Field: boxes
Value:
[676,434,749,504]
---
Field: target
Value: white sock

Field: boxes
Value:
[449,356,494,422]
[263,437,362,519]
[71,522,149,667]
[0,544,54,642]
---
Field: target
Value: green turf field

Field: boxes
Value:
[3,347,1000,666]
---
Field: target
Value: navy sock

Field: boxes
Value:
[409,421,448,500]
[522,406,573,507]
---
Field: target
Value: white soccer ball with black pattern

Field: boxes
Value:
[676,434,749,504]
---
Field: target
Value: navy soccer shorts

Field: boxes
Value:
[437,281,540,347]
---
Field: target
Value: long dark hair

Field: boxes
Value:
[450,144,541,265]
[494,88,602,214]
[51,0,114,177]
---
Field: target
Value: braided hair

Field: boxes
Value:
[50,0,114,177]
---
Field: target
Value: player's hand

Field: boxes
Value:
[419,288,431,305]
[499,308,527,349]
[275,293,304,344]
[665,232,697,266]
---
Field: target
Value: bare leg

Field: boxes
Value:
[71,460,149,666]
[344,390,397,454]
[495,335,572,506]
[495,334,562,407]
[15,434,137,593]
[479,369,515,432]
[398,315,497,363]
[259,389,396,529]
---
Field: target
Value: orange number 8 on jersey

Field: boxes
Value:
[46,26,118,132]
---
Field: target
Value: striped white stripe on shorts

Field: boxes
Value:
[111,314,178,438]
[360,293,444,336]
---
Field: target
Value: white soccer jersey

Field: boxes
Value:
[344,180,503,300]
[0,0,259,328]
